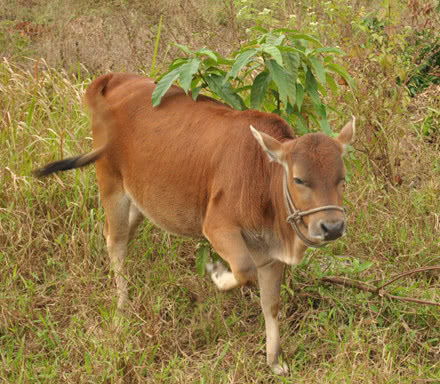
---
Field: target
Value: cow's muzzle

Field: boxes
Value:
[318,219,345,241]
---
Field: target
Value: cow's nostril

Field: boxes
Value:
[320,220,345,240]
[320,221,329,235]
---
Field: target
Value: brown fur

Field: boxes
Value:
[34,72,354,374]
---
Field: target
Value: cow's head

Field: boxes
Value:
[250,117,355,245]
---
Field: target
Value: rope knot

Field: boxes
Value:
[287,212,302,223]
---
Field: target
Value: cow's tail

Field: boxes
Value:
[33,74,114,178]
[32,146,106,177]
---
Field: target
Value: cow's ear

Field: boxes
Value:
[336,116,355,153]
[250,125,284,164]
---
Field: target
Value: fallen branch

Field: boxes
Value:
[321,265,440,307]
[376,265,440,291]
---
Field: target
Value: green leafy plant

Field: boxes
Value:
[420,107,440,139]
[355,8,439,97]
[195,243,210,277]
[406,38,440,96]
[152,28,355,134]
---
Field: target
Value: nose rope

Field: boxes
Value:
[283,173,345,248]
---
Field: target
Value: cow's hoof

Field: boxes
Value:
[205,260,226,276]
[272,362,289,375]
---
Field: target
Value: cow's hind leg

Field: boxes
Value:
[101,189,131,310]
[128,203,144,241]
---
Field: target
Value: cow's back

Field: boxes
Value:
[89,73,292,237]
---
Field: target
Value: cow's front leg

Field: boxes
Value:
[203,222,257,291]
[205,260,241,290]
[257,260,287,375]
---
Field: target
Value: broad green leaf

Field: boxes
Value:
[261,45,283,66]
[240,39,259,49]
[283,51,300,82]
[191,76,201,88]
[325,73,338,95]
[266,33,285,46]
[309,57,326,86]
[252,25,269,34]
[234,85,252,93]
[168,57,188,71]
[278,46,305,56]
[200,57,218,68]
[179,58,201,93]
[152,67,181,107]
[195,245,210,276]
[270,88,280,100]
[317,109,332,134]
[308,113,320,128]
[216,56,235,66]
[274,27,301,34]
[306,69,331,134]
[257,32,269,44]
[305,69,320,105]
[195,48,218,62]
[326,62,356,90]
[250,71,271,110]
[226,49,258,82]
[191,86,202,101]
[293,111,309,134]
[288,33,322,46]
[266,60,296,106]
[313,47,346,55]
[205,66,227,76]
[312,103,331,135]
[205,74,246,110]
[296,83,304,111]
[242,63,264,79]
[174,43,192,55]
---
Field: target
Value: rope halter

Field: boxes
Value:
[283,172,345,248]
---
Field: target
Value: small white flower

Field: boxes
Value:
[259,8,272,15]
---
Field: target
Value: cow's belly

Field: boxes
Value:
[114,118,215,238]
[124,182,204,237]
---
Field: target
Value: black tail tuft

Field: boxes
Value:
[32,155,83,178]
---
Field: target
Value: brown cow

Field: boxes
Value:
[34,73,355,374]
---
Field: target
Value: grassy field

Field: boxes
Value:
[1,1,440,383]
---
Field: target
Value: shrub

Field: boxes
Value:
[152,28,355,135]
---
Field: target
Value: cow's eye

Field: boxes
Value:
[293,177,305,185]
